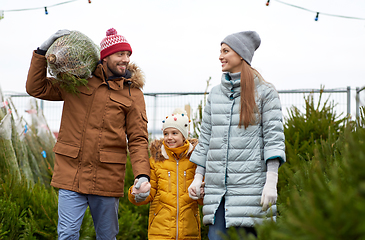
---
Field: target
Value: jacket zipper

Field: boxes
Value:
[176,160,179,240]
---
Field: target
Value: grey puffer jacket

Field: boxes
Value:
[190,72,286,228]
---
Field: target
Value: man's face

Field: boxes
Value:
[103,51,131,77]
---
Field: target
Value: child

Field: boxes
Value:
[128,108,203,240]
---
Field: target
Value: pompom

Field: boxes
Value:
[106,28,117,36]
[172,108,187,116]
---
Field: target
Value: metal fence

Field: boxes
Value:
[4,86,363,139]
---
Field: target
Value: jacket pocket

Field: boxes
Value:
[99,151,127,164]
[149,204,163,226]
[168,171,171,192]
[53,142,80,158]
[110,92,132,107]
[149,204,172,237]
[181,202,200,237]
[184,170,187,192]
[78,85,94,95]
[141,110,148,123]
[95,151,127,193]
[52,142,80,186]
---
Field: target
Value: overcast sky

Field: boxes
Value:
[1,0,364,96]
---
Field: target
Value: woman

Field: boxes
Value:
[188,31,286,239]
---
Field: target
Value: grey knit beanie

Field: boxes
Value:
[221,31,261,65]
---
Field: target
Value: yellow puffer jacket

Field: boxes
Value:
[128,138,203,240]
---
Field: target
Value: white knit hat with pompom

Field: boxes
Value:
[162,108,190,139]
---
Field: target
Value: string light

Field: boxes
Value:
[315,12,319,21]
[265,0,365,22]
[0,0,90,20]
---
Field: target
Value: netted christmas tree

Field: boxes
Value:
[0,87,21,181]
[45,30,99,94]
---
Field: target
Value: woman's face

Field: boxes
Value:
[219,43,242,73]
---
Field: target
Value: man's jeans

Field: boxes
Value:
[58,189,119,240]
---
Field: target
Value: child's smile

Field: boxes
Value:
[163,128,184,148]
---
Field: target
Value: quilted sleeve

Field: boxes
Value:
[261,85,286,165]
[190,93,213,168]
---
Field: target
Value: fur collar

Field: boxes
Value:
[149,138,198,161]
[127,62,145,89]
[94,62,145,89]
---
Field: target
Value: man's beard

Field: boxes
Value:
[107,62,127,77]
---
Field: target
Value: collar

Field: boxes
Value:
[220,72,241,99]
[220,72,260,99]
[161,140,193,160]
[93,64,132,91]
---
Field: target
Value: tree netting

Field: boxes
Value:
[0,86,56,186]
[45,30,100,94]
[0,88,21,181]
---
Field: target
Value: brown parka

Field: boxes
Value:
[26,51,150,197]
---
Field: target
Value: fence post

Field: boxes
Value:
[356,87,360,119]
[347,86,351,116]
[153,95,157,139]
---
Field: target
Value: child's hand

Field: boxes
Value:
[200,182,205,199]
[132,179,151,203]
[132,179,151,195]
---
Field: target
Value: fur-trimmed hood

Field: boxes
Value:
[126,62,145,89]
[94,62,145,89]
[149,138,198,162]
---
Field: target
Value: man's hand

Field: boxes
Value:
[135,191,150,203]
[260,171,278,211]
[39,29,71,51]
[188,173,203,200]
[132,177,151,203]
[134,177,149,190]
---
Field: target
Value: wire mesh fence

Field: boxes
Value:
[4,86,362,139]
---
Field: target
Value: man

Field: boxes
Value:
[26,28,151,239]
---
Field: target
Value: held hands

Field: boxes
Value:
[39,29,71,51]
[260,171,278,211]
[132,177,151,203]
[188,173,204,200]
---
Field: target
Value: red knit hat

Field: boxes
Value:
[100,28,132,60]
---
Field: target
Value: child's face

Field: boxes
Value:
[163,128,184,148]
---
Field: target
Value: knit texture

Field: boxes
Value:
[100,28,132,60]
[221,31,261,65]
[162,108,190,139]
